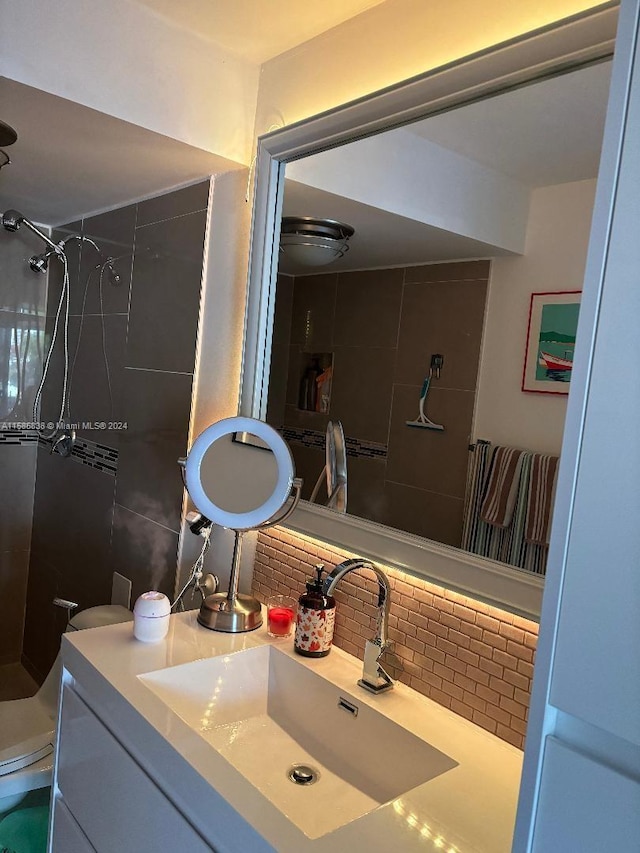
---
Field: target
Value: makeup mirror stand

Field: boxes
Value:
[198,478,302,633]
[182,415,302,633]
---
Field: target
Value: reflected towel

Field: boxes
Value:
[479,446,526,528]
[525,453,559,546]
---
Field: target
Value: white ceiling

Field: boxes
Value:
[280,61,612,274]
[132,0,386,63]
[281,181,512,275]
[407,61,611,187]
[0,78,240,226]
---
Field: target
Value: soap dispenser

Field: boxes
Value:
[294,563,336,658]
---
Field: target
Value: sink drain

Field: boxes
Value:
[288,764,320,786]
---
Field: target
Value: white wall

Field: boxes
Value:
[255,0,605,136]
[177,168,256,596]
[474,179,597,454]
[0,0,260,164]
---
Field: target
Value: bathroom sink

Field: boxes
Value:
[139,645,457,838]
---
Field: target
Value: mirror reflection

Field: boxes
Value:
[200,432,279,515]
[309,420,348,512]
[265,60,612,578]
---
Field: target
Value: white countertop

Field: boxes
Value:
[63,611,522,853]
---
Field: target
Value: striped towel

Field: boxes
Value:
[479,446,526,528]
[525,453,559,546]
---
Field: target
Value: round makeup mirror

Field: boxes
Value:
[185,416,295,531]
[183,416,300,633]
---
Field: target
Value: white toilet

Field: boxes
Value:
[0,604,133,813]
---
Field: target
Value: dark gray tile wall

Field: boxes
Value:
[110,505,180,604]
[0,226,47,664]
[22,181,209,680]
[126,212,206,372]
[115,368,193,531]
[0,445,39,552]
[30,449,116,628]
[22,547,67,679]
[136,182,210,227]
[47,221,84,316]
[267,261,489,548]
[0,540,30,666]
[81,205,136,316]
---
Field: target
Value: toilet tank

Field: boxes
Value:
[67,605,133,633]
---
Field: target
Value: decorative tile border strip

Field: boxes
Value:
[280,427,325,452]
[281,426,387,460]
[38,435,118,475]
[344,435,387,460]
[71,438,118,475]
[0,428,39,445]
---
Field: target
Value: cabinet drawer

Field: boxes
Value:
[533,737,640,852]
[51,798,95,852]
[57,686,212,852]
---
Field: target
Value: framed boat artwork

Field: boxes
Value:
[522,291,581,395]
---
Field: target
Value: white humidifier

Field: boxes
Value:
[133,591,171,642]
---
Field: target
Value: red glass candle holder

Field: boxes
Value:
[267,595,297,638]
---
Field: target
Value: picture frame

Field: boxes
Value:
[522,291,581,395]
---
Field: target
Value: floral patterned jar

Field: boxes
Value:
[294,564,336,658]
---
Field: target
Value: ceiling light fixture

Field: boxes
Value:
[0,119,17,172]
[0,119,18,148]
[280,216,355,267]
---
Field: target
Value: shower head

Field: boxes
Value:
[29,249,59,274]
[2,209,24,232]
[1,209,63,254]
[29,253,48,274]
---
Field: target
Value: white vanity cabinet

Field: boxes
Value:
[50,684,214,853]
[49,616,523,853]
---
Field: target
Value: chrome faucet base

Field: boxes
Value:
[357,678,394,694]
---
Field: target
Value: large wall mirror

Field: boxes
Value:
[241,7,618,619]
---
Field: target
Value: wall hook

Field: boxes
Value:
[430,353,444,380]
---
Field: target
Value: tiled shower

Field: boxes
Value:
[0,180,210,682]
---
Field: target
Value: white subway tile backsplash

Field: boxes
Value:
[253,527,539,749]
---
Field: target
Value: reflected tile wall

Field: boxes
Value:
[270,261,489,548]
[22,181,209,681]
[266,274,294,428]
